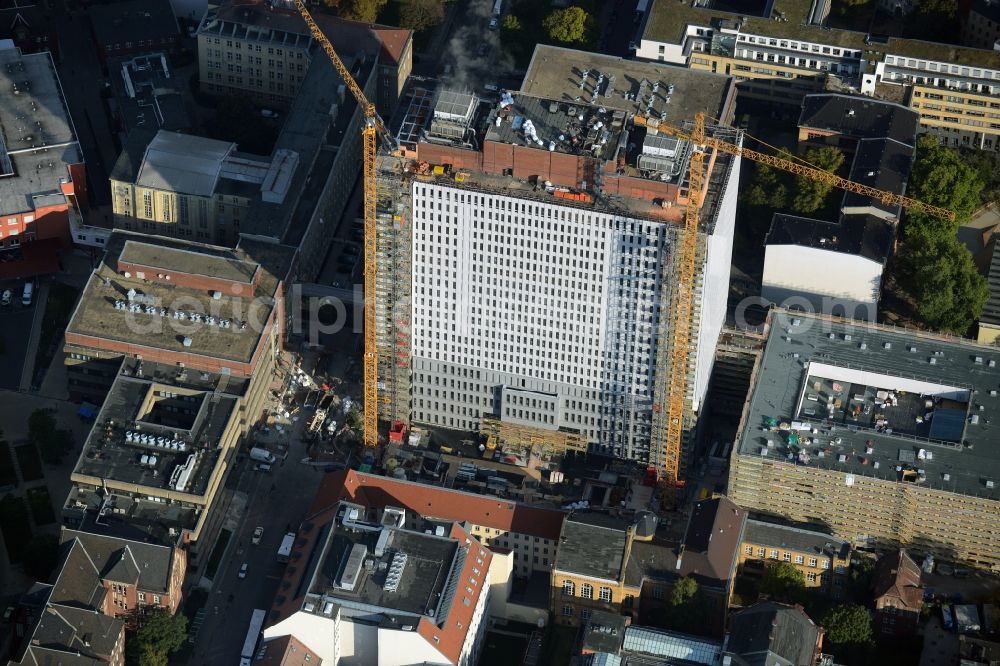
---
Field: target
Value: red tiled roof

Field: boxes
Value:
[335,469,565,540]
[872,549,923,611]
[415,522,492,664]
[311,15,411,65]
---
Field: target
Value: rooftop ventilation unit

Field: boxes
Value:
[383,552,408,592]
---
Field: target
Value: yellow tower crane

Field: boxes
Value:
[294,0,387,450]
[636,112,955,506]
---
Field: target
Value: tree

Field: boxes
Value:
[28,409,72,465]
[670,575,699,606]
[400,0,443,32]
[792,146,845,214]
[903,233,988,334]
[543,6,590,44]
[340,0,388,23]
[744,161,788,210]
[822,603,874,647]
[23,535,60,582]
[908,135,985,225]
[761,561,806,603]
[503,14,522,31]
[134,608,188,656]
[136,643,169,666]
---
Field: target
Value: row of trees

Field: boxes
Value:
[893,136,989,334]
[320,0,444,31]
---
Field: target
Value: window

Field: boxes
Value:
[757,547,765,557]
[599,587,612,603]
[807,572,817,583]
[562,580,575,596]
[562,605,572,617]
[795,555,804,564]
[821,560,830,570]
[138,592,145,602]
[809,558,818,568]
[783,552,791,562]
[153,595,161,605]
[581,609,592,621]
[745,545,754,555]
[769,549,778,560]
[580,583,593,600]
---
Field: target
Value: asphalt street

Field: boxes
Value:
[51,1,120,207]
[0,302,35,390]
[190,438,328,664]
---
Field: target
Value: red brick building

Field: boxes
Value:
[872,549,924,636]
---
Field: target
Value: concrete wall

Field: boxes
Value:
[762,245,882,321]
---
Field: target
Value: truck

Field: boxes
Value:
[492,0,502,17]
[249,447,276,464]
[276,532,295,563]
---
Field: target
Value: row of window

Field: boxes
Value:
[562,580,613,602]
[745,545,834,569]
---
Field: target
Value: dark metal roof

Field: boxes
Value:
[841,138,914,218]
[724,602,820,666]
[798,93,919,147]
[743,520,851,560]
[766,213,893,264]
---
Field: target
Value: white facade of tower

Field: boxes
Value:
[408,177,736,461]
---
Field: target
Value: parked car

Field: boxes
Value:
[21,281,32,306]
[252,527,264,545]
[255,463,272,472]
[0,289,11,307]
[238,563,248,579]
[489,17,498,30]
[260,108,279,119]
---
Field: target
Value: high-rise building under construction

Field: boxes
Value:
[378,46,741,470]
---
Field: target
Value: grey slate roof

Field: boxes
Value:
[766,213,893,264]
[841,137,914,217]
[743,520,851,559]
[555,514,628,581]
[62,529,175,593]
[724,602,820,666]
[49,540,105,610]
[798,94,919,147]
[31,605,122,660]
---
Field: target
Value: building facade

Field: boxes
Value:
[383,46,741,470]
[738,520,852,598]
[0,44,87,277]
[109,130,296,247]
[730,309,1000,571]
[195,0,410,115]
[635,0,1000,150]
[88,0,179,62]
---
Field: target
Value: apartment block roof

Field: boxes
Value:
[736,310,1000,500]
[109,54,191,137]
[724,601,820,666]
[641,0,1000,68]
[70,372,237,497]
[0,45,82,217]
[744,520,851,560]
[872,549,923,610]
[60,528,176,594]
[798,94,919,147]
[320,469,565,541]
[766,213,892,264]
[522,44,736,127]
[554,514,629,581]
[66,232,292,365]
[89,0,178,48]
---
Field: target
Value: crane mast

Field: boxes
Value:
[294,0,383,450]
[640,111,954,505]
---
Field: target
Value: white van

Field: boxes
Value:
[21,282,33,306]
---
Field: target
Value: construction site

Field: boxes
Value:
[375,45,744,480]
